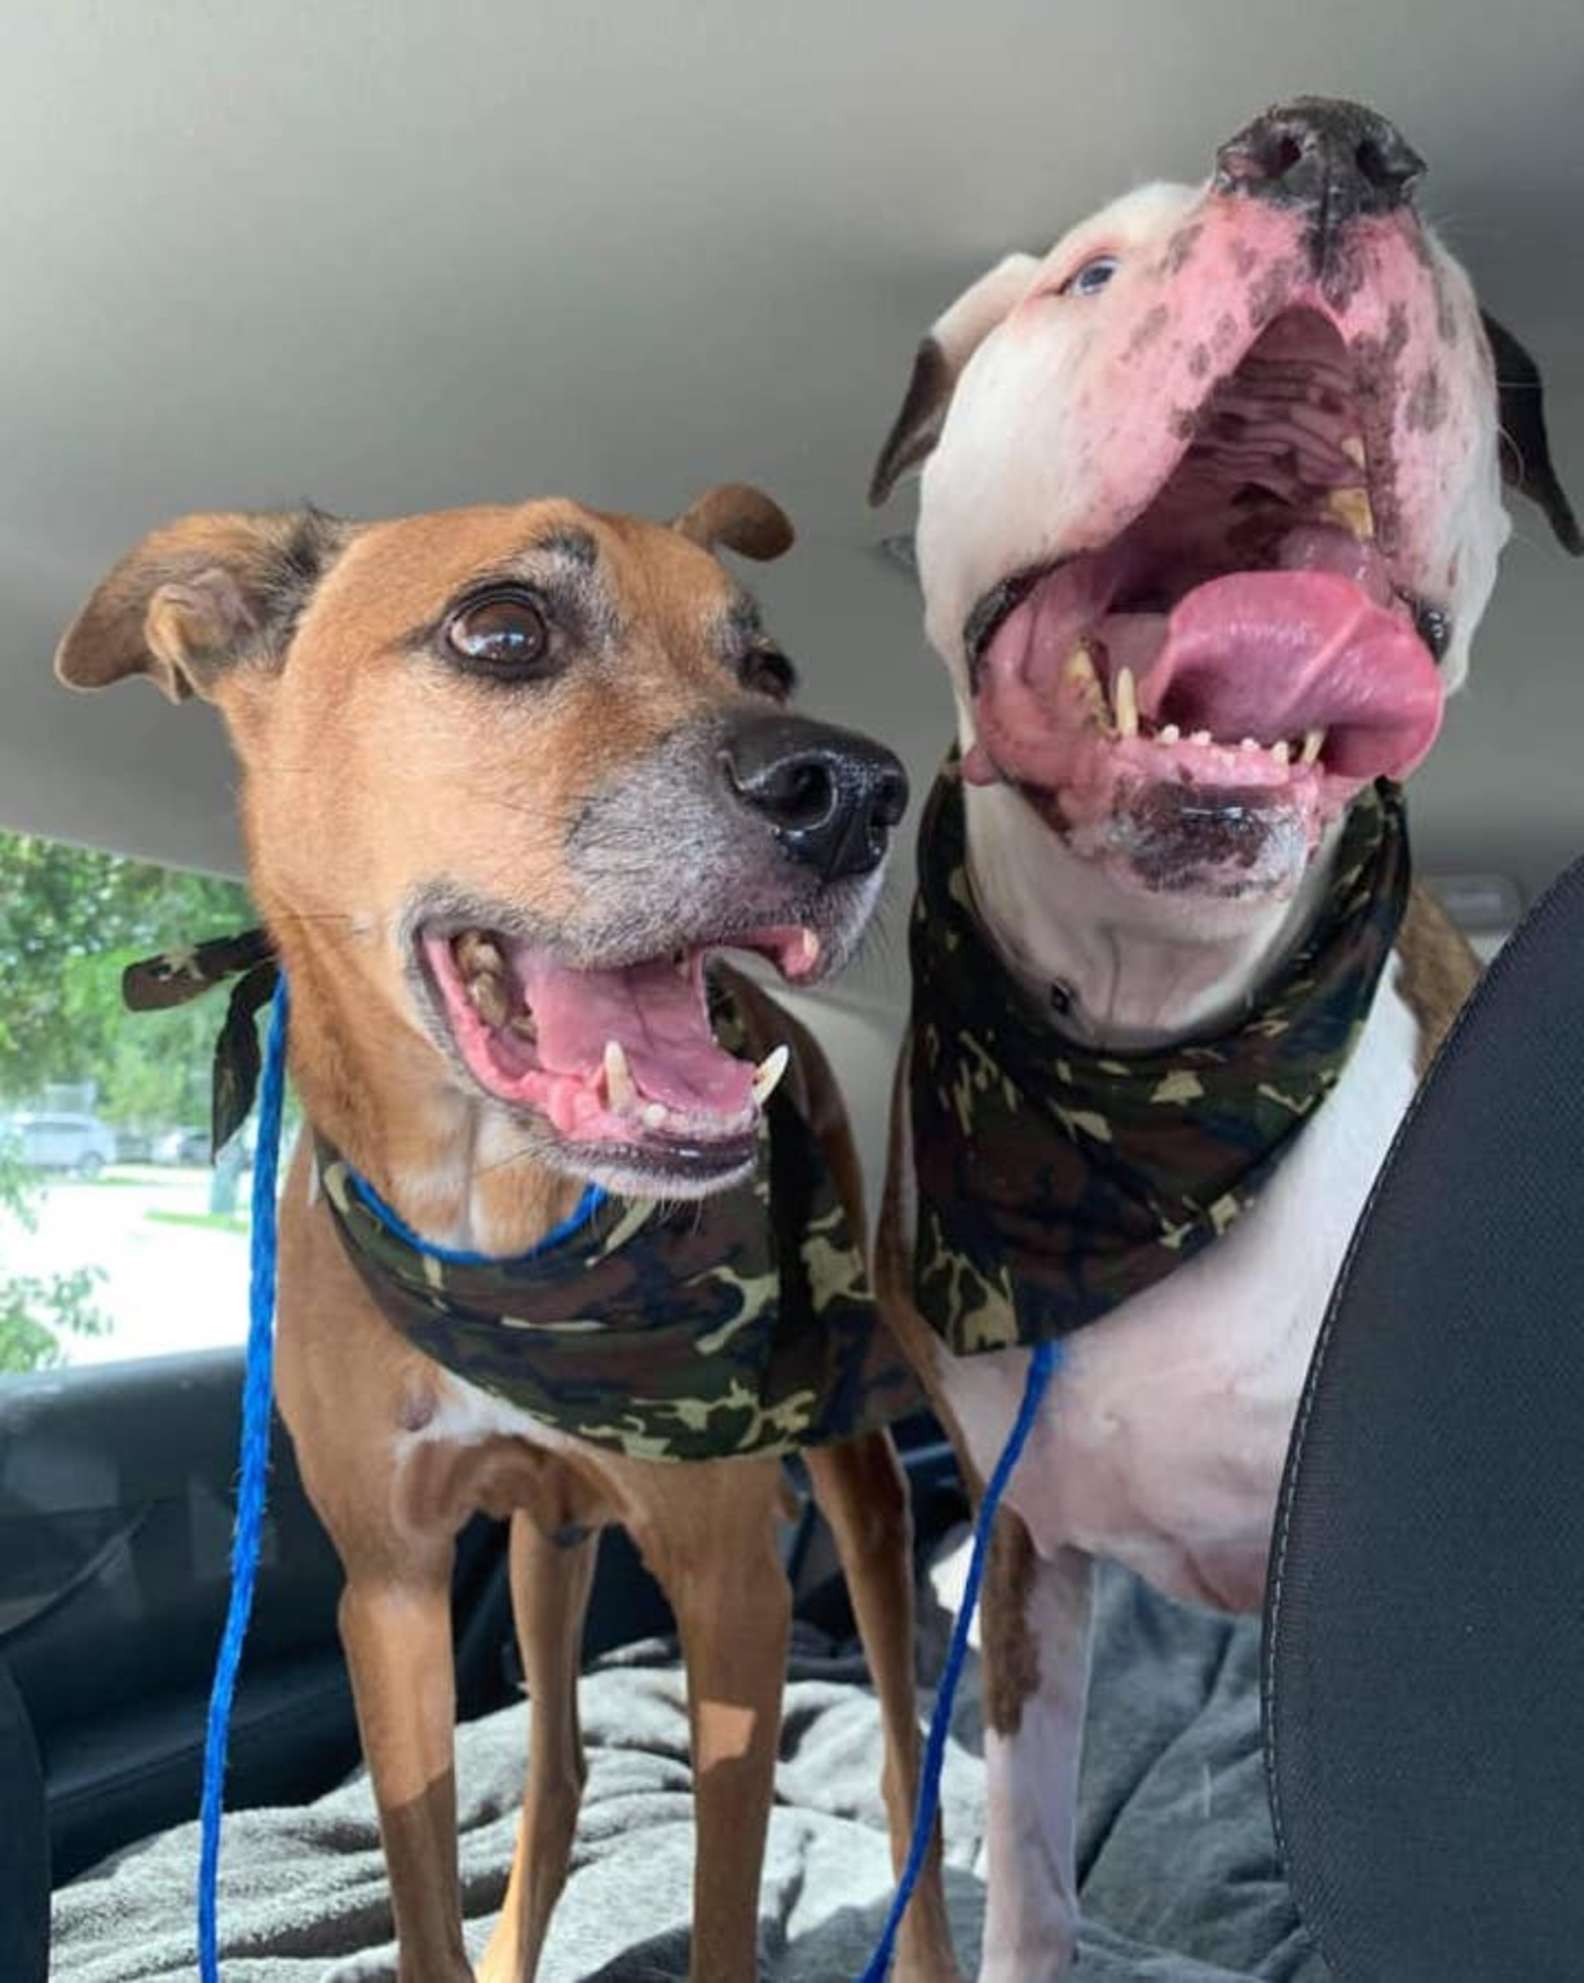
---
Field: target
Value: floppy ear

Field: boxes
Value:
[55,506,346,704]
[1481,312,1581,556]
[672,483,795,562]
[868,251,1042,507]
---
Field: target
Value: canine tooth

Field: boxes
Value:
[672,948,691,980]
[796,928,821,972]
[455,930,504,976]
[1240,736,1259,752]
[603,1038,637,1112]
[466,973,509,1027]
[1270,739,1291,765]
[1113,666,1139,739]
[1341,434,1367,467]
[1065,644,1110,728]
[1159,724,1181,744]
[507,1013,538,1041]
[1301,728,1326,766]
[1190,729,1212,747]
[751,1044,790,1107]
[1325,485,1375,540]
[641,1102,668,1130]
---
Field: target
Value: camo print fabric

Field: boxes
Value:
[908,759,1411,1355]
[120,935,916,1463]
[316,982,915,1462]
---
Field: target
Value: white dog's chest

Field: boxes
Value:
[932,963,1422,1608]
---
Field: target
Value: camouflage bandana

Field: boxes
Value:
[124,935,915,1463]
[908,761,1411,1355]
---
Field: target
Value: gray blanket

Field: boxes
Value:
[51,1561,1326,1981]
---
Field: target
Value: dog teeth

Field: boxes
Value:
[1159,723,1181,745]
[1065,644,1111,729]
[603,1039,638,1113]
[641,1101,668,1130]
[1240,736,1259,752]
[1113,666,1139,739]
[1190,729,1212,747]
[1301,728,1326,766]
[1271,739,1292,766]
[1341,434,1367,468]
[1325,485,1375,541]
[794,928,821,973]
[751,1044,790,1107]
[465,973,509,1027]
[672,948,691,981]
[454,930,504,976]
[507,1013,538,1041]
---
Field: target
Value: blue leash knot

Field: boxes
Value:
[193,967,1056,1982]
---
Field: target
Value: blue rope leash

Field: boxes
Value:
[197,972,289,1983]
[854,1336,1059,1982]
[191,964,1056,1983]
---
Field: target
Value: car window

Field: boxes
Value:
[0,825,273,1377]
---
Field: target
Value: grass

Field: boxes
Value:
[145,1208,250,1235]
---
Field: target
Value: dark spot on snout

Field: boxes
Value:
[1126,784,1278,892]
[1405,363,1449,433]
[1125,303,1171,359]
[1189,343,1211,379]
[1170,406,1201,441]
[1162,222,1205,275]
[1230,240,1260,277]
[1214,311,1240,352]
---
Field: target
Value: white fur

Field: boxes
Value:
[890,150,1512,1983]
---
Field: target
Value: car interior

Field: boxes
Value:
[1,7,1580,1982]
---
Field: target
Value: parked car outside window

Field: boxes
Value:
[0,1112,117,1179]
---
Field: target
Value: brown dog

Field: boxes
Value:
[56,489,958,1982]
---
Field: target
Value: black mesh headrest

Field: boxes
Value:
[1264,857,1584,1981]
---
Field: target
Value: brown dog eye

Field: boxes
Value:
[445,590,550,675]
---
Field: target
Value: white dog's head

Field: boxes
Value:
[875,97,1578,908]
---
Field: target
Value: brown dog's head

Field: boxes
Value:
[874,96,1578,913]
[57,488,906,1196]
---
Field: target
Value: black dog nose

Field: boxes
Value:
[722,714,908,882]
[1215,97,1425,228]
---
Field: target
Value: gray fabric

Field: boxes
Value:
[50,1565,1325,1981]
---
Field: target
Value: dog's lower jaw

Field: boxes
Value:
[960,772,1342,1046]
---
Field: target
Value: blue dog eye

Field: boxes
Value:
[1062,255,1118,297]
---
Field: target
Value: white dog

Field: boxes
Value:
[873,96,1578,1981]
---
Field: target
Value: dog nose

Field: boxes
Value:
[1215,97,1425,226]
[722,714,909,881]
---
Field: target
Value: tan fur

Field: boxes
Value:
[1397,883,1483,1077]
[61,496,954,1983]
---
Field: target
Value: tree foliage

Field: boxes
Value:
[0,1139,108,1373]
[0,828,253,1124]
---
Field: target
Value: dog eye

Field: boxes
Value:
[1061,254,1118,297]
[445,590,550,674]
[740,648,796,701]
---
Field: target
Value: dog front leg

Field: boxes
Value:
[806,1432,961,1982]
[338,1569,472,1983]
[639,1460,791,1983]
[478,1512,598,1983]
[977,1517,1096,1983]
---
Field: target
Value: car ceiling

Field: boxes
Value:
[2,1,1580,1005]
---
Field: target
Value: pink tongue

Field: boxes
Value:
[1135,570,1444,780]
[515,954,754,1115]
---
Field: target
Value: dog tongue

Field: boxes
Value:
[516,954,754,1115]
[1135,569,1444,780]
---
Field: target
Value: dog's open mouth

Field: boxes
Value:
[966,308,1447,888]
[420,922,822,1180]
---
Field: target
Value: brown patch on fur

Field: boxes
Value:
[1161,222,1204,276]
[982,1507,1041,1735]
[1125,303,1170,359]
[1396,884,1482,1078]
[1405,363,1449,435]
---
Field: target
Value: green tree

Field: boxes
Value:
[0,1138,108,1373]
[0,828,252,1125]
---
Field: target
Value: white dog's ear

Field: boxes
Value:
[1481,313,1581,556]
[869,252,1041,507]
